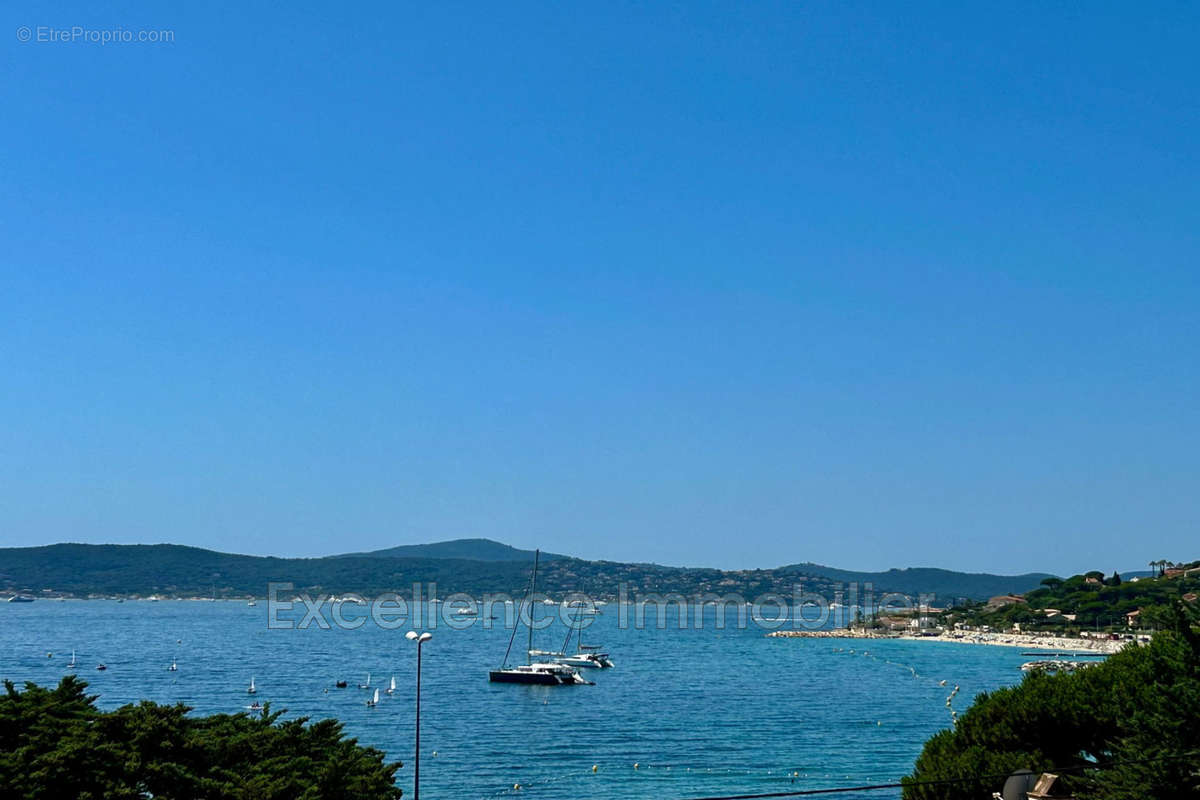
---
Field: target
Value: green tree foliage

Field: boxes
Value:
[902,602,1200,800]
[0,677,403,800]
[945,566,1200,632]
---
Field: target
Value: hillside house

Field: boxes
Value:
[985,594,1024,611]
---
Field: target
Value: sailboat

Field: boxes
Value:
[247,677,257,694]
[358,672,371,689]
[386,675,396,695]
[489,550,592,686]
[168,657,178,672]
[67,650,77,669]
[366,688,380,708]
[546,608,615,669]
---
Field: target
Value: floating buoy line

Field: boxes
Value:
[829,645,963,725]
[484,762,904,796]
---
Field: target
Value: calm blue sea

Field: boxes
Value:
[0,600,1033,799]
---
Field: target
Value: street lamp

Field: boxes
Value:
[405,631,432,800]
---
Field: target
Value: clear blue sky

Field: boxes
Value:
[2,3,1197,575]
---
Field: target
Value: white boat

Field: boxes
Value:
[168,658,178,672]
[563,599,599,615]
[554,652,615,669]
[358,672,371,689]
[366,688,380,707]
[386,675,396,695]
[546,603,615,669]
[247,599,257,607]
[67,650,77,669]
[247,677,257,694]
[527,648,613,669]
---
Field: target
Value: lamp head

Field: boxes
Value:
[418,632,432,643]
[405,631,418,641]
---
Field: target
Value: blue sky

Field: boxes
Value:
[2,3,1197,575]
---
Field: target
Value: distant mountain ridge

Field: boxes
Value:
[336,538,565,562]
[0,540,1051,601]
[781,562,1055,601]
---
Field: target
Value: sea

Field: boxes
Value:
[0,599,1036,799]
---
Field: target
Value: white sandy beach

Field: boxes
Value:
[767,628,1131,654]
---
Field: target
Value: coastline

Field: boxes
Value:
[767,628,1131,654]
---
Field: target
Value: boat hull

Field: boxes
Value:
[557,655,614,669]
[489,669,566,685]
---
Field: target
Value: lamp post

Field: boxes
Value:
[405,630,432,800]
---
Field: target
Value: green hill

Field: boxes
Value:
[782,562,1054,601]
[943,563,1200,631]
[336,538,565,562]
[0,542,1051,602]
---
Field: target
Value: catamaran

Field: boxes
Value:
[528,599,615,669]
[67,650,77,669]
[551,650,614,669]
[247,677,257,694]
[358,672,371,689]
[386,675,396,695]
[366,688,380,707]
[489,550,591,686]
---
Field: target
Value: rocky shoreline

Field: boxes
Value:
[766,628,1131,654]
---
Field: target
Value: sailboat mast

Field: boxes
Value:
[527,549,539,664]
[499,549,537,668]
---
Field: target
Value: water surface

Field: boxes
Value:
[0,601,1032,799]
